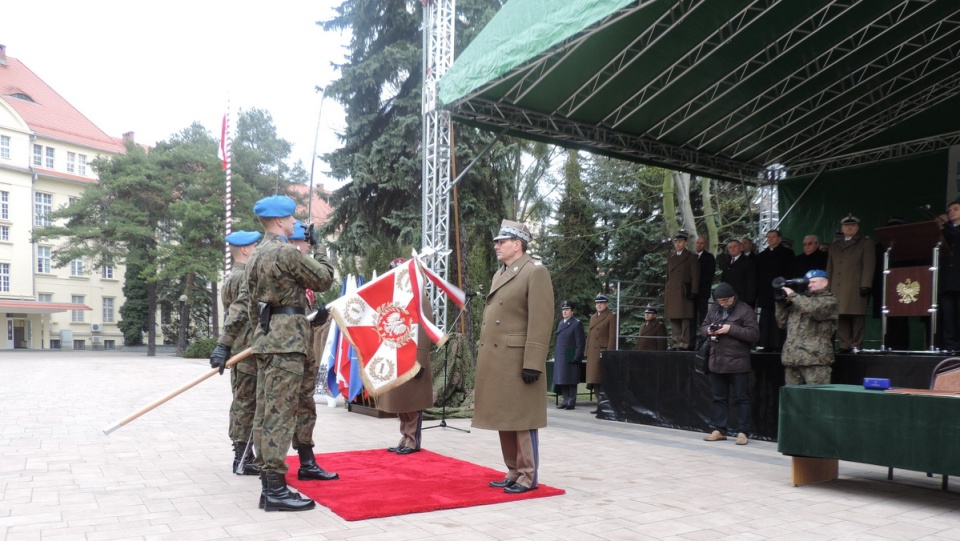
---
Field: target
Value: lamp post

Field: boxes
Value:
[177,294,189,356]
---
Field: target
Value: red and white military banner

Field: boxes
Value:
[326,258,458,396]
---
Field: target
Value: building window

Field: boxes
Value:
[70,258,84,276]
[67,152,76,173]
[50,339,61,349]
[104,339,115,350]
[0,226,8,241]
[71,295,85,322]
[0,263,9,292]
[33,144,42,166]
[1,191,8,220]
[0,135,9,160]
[102,265,114,279]
[103,297,115,323]
[38,293,52,302]
[73,340,85,350]
[45,147,54,169]
[7,321,12,342]
[78,154,87,175]
[37,246,51,273]
[35,193,52,227]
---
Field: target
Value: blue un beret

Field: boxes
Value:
[225,230,261,246]
[253,195,297,218]
[289,222,306,241]
[805,269,829,280]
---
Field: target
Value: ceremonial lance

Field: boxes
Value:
[102,348,252,435]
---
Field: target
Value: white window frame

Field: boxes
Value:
[0,135,9,160]
[37,246,51,273]
[78,154,87,175]
[71,295,85,322]
[1,190,8,220]
[103,297,115,323]
[102,265,114,279]
[35,193,52,227]
[38,293,52,303]
[70,258,84,276]
[0,263,9,293]
[0,225,9,242]
[32,144,42,166]
[67,152,76,173]
[45,147,54,169]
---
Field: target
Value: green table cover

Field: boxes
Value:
[778,384,960,477]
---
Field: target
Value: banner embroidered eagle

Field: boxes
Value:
[326,256,462,396]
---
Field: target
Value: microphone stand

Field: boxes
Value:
[424,293,477,433]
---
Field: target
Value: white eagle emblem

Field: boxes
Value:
[375,302,413,348]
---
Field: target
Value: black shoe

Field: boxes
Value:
[589,409,598,414]
[297,446,340,481]
[261,472,316,512]
[504,483,536,494]
[556,404,568,409]
[387,446,400,452]
[395,446,420,455]
[565,405,575,410]
[489,478,516,488]
[838,348,853,354]
[233,444,260,476]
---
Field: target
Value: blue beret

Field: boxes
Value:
[805,269,829,280]
[253,195,297,218]
[225,230,261,246]
[289,222,306,241]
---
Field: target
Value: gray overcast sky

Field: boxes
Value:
[1,1,350,189]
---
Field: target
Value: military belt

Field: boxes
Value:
[269,306,305,316]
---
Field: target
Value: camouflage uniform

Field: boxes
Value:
[775,287,838,385]
[217,262,257,445]
[292,293,321,450]
[246,232,333,475]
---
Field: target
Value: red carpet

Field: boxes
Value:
[285,449,565,521]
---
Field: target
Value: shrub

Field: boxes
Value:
[184,338,218,359]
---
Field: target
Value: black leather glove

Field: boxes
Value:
[209,343,231,375]
[311,305,329,328]
[306,223,321,247]
[521,369,541,384]
[414,366,425,379]
[860,287,871,297]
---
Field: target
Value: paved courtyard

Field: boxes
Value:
[1,350,958,540]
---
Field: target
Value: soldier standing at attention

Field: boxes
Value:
[209,230,262,476]
[826,214,875,352]
[665,231,700,350]
[474,219,555,494]
[586,294,616,414]
[286,222,339,481]
[775,270,839,384]
[246,195,336,512]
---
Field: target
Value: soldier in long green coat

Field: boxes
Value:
[245,195,335,513]
[209,230,261,476]
[826,214,875,352]
[473,219,555,495]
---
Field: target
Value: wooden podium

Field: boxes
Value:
[875,221,950,351]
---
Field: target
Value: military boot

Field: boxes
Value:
[233,443,261,476]
[297,445,340,481]
[261,472,315,512]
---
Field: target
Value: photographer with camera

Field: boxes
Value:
[700,282,759,446]
[775,270,838,385]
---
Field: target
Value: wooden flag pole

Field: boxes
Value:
[102,347,253,435]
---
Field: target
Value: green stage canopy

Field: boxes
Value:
[440,0,960,184]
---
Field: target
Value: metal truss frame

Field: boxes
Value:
[422,0,456,330]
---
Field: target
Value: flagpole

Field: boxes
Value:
[307,87,327,224]
[223,100,233,273]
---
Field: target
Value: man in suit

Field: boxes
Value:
[473,219,554,494]
[755,230,795,352]
[827,214,876,352]
[665,231,700,350]
[586,294,617,413]
[720,239,758,307]
[553,300,585,410]
[636,305,667,351]
[691,235,717,349]
[790,235,828,279]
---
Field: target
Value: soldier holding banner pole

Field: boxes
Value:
[246,195,336,513]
